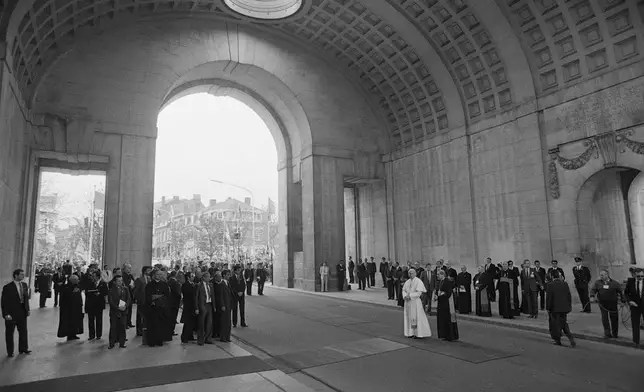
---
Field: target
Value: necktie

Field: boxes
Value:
[205,283,210,302]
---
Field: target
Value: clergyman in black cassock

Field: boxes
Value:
[35,266,53,308]
[483,258,498,302]
[57,275,84,340]
[496,263,515,319]
[145,270,171,347]
[456,267,472,314]
[255,265,267,295]
[435,270,459,341]
[473,266,491,317]
[214,271,233,342]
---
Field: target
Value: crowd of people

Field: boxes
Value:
[1,259,271,357]
[346,256,643,347]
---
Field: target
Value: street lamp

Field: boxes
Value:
[209,179,256,260]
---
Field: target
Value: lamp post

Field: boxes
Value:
[209,179,256,259]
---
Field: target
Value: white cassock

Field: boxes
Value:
[403,277,432,338]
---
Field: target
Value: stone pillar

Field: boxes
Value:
[112,135,155,273]
[344,187,357,262]
[300,155,346,291]
[274,165,300,288]
[628,171,644,266]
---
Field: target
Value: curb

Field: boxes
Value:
[265,285,642,350]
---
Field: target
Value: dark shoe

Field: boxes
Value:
[19,350,31,355]
[205,340,214,345]
[108,344,115,349]
[7,353,13,357]
[552,341,562,346]
[88,337,95,341]
[96,337,102,340]
[67,336,80,341]
[119,345,127,348]
[241,324,248,328]
[569,339,576,348]
[233,325,237,328]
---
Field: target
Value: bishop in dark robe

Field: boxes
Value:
[507,261,521,314]
[496,263,516,319]
[435,269,459,341]
[57,275,84,340]
[456,266,472,314]
[473,266,491,317]
[144,270,171,347]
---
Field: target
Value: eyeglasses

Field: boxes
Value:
[636,275,644,279]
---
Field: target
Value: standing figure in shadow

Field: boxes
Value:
[145,269,170,347]
[435,269,459,341]
[57,275,84,341]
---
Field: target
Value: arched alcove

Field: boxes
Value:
[577,167,642,281]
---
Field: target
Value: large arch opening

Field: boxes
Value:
[577,167,644,281]
[152,92,280,274]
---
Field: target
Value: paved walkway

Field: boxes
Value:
[267,282,640,349]
[0,296,317,392]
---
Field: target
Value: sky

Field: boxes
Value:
[39,93,279,225]
[155,94,278,209]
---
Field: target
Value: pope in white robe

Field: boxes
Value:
[403,269,432,338]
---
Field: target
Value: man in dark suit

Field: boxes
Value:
[546,260,565,283]
[122,264,136,329]
[379,257,388,288]
[520,260,544,318]
[255,263,267,295]
[195,272,214,346]
[243,263,254,296]
[572,257,592,313]
[230,266,248,328]
[85,270,109,340]
[336,261,346,291]
[133,266,151,337]
[180,272,196,343]
[483,257,498,302]
[2,269,31,357]
[214,270,233,342]
[35,264,53,308]
[546,269,576,347]
[52,267,65,307]
[624,268,644,346]
[108,275,131,349]
[533,260,547,310]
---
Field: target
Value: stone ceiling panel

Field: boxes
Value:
[496,0,644,95]
[7,0,461,151]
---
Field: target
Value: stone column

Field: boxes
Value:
[301,155,346,291]
[113,135,155,273]
[344,187,357,262]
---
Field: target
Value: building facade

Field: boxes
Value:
[152,195,272,262]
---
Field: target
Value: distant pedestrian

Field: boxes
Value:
[319,262,329,292]
[546,270,576,347]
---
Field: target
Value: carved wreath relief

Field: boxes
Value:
[548,130,644,199]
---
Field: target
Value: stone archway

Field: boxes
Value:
[577,167,642,281]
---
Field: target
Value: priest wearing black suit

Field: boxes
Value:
[2,269,31,357]
[57,274,84,341]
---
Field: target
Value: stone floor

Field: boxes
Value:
[2,285,642,392]
[273,280,640,347]
[0,296,316,392]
